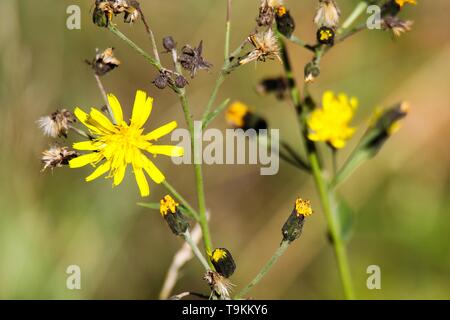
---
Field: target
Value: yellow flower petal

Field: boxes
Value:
[73,107,102,134]
[131,90,153,128]
[147,145,184,157]
[69,153,102,168]
[142,156,165,184]
[144,121,178,141]
[73,141,102,151]
[107,93,124,123]
[90,108,116,133]
[134,166,150,197]
[113,165,126,186]
[85,161,111,181]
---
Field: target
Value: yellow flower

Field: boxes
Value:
[295,198,313,217]
[395,0,417,8]
[69,90,184,197]
[307,91,358,149]
[225,101,249,128]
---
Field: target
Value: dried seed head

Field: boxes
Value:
[123,6,140,23]
[88,47,121,76]
[179,41,212,78]
[162,36,177,52]
[174,75,188,88]
[37,109,76,138]
[257,0,275,27]
[210,248,236,278]
[239,29,281,65]
[314,0,341,29]
[41,146,78,171]
[152,72,170,89]
[382,16,413,37]
[204,270,235,300]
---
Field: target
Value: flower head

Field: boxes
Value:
[239,29,281,65]
[41,146,78,171]
[282,197,313,243]
[87,47,121,76]
[295,198,313,217]
[210,248,236,278]
[69,90,183,197]
[314,0,341,29]
[395,0,417,8]
[204,270,235,300]
[382,16,413,37]
[37,109,76,138]
[307,91,358,149]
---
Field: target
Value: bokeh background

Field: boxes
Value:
[1,0,449,299]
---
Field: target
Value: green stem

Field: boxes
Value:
[309,154,355,300]
[339,1,368,32]
[279,37,355,299]
[94,73,116,124]
[179,94,213,261]
[183,230,211,271]
[225,0,232,60]
[202,73,225,122]
[235,241,290,299]
[162,180,200,221]
[108,24,162,70]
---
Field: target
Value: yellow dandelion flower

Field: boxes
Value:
[69,90,184,197]
[395,0,417,8]
[307,91,358,149]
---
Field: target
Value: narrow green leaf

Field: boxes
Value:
[202,98,230,129]
[137,202,160,210]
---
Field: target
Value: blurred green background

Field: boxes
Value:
[0,0,449,299]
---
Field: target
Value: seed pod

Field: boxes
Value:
[175,75,188,88]
[153,73,169,89]
[210,248,236,278]
[163,36,177,51]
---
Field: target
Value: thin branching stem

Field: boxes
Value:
[235,241,290,299]
[94,73,116,124]
[183,230,211,271]
[278,36,355,299]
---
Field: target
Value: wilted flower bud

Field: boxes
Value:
[256,0,275,27]
[37,109,76,138]
[92,1,113,27]
[382,16,413,37]
[256,76,289,100]
[152,72,170,89]
[162,36,177,51]
[41,146,78,171]
[226,102,268,131]
[317,26,335,45]
[304,62,321,83]
[210,248,236,278]
[179,41,212,78]
[314,0,341,29]
[87,48,121,76]
[275,6,295,38]
[123,6,140,23]
[175,75,188,88]
[282,198,313,243]
[160,195,190,236]
[333,102,410,187]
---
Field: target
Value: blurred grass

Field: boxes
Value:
[0,0,449,299]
